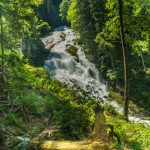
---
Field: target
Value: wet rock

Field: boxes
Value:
[60,32,66,41]
[66,45,79,62]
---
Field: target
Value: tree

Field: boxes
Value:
[118,0,129,120]
[38,0,65,28]
[0,4,4,81]
[62,0,150,112]
[59,0,70,22]
[1,0,43,50]
[67,0,102,62]
[0,0,50,67]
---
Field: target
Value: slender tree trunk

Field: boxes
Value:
[118,0,129,120]
[0,6,4,82]
[140,51,146,71]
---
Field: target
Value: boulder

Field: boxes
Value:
[66,45,79,62]
[22,36,49,66]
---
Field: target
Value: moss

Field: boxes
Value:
[66,45,79,61]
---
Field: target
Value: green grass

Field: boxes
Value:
[106,114,150,150]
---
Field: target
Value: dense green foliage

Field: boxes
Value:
[0,0,150,149]
[106,114,150,150]
[0,52,149,149]
[38,0,69,28]
[0,0,50,66]
[0,52,97,149]
[0,0,43,49]
[60,0,150,111]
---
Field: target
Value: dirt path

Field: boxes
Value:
[29,109,115,150]
[40,140,113,150]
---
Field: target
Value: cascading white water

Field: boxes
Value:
[43,26,150,126]
[43,27,109,102]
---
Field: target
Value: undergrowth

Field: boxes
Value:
[0,52,149,150]
[106,113,150,150]
[0,52,96,149]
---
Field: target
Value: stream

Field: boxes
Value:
[42,26,150,126]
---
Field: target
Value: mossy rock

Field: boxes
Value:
[60,32,66,41]
[66,45,79,61]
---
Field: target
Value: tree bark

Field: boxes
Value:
[118,0,129,120]
[0,6,4,82]
[90,108,108,142]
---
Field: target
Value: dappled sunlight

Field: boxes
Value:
[41,140,111,150]
[1,0,150,149]
[30,110,114,150]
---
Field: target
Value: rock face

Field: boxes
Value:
[22,36,49,66]
[66,45,78,57]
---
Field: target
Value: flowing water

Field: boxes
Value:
[43,26,150,126]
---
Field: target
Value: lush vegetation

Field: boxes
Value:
[0,52,96,149]
[1,52,149,150]
[0,0,150,149]
[106,113,150,150]
[38,0,69,28]
[60,0,150,112]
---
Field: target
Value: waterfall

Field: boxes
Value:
[43,26,150,126]
[43,27,109,102]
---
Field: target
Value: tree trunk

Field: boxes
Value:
[89,106,108,142]
[140,51,146,71]
[118,0,129,120]
[0,6,4,82]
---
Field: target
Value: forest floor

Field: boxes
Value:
[28,110,116,150]
[29,127,114,150]
[38,140,113,150]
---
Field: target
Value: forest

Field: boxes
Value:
[0,0,150,149]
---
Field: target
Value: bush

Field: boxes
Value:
[1,52,97,141]
[21,92,45,115]
[106,114,150,150]
[6,113,23,126]
[44,94,96,140]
